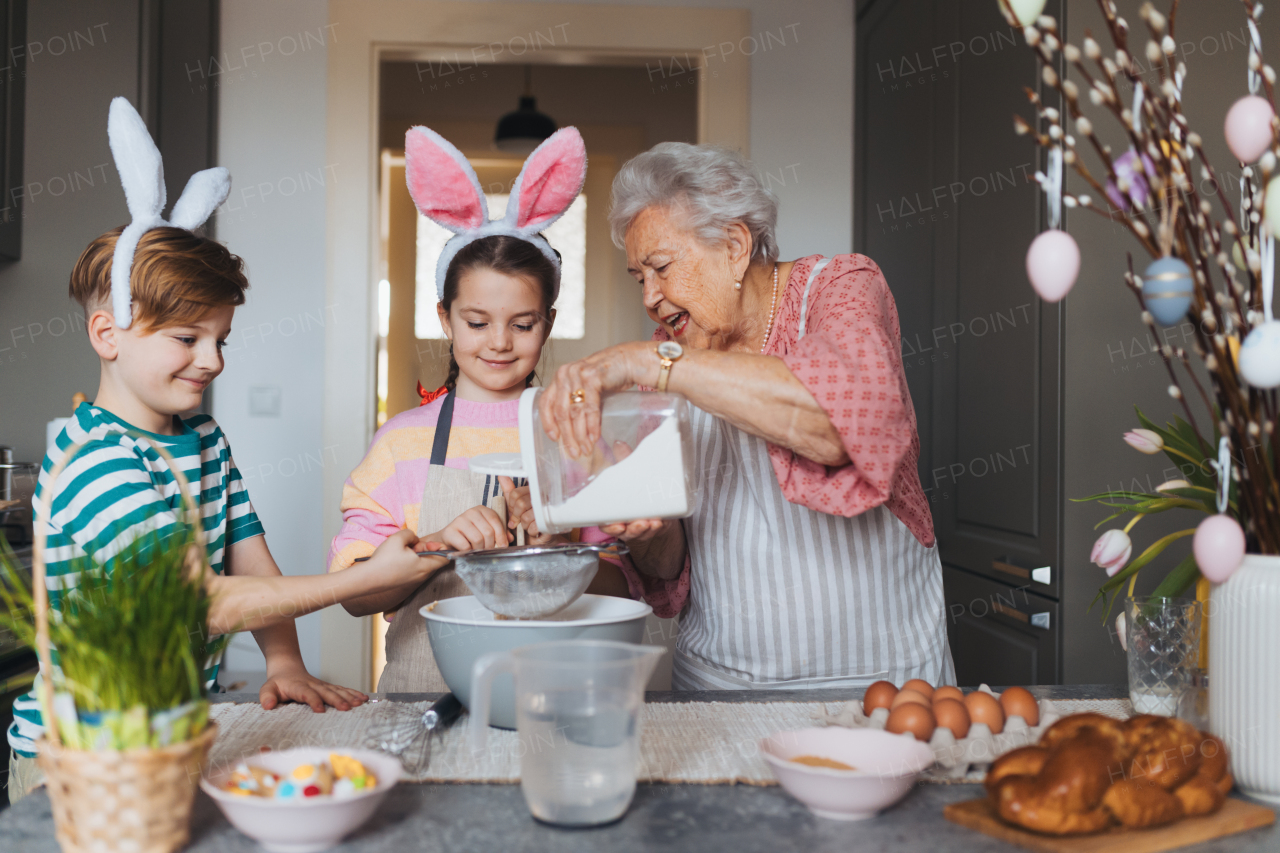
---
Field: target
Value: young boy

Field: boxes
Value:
[6,225,448,801]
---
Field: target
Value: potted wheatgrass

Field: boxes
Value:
[0,437,219,853]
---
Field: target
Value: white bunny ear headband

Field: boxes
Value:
[107,96,231,328]
[404,125,587,302]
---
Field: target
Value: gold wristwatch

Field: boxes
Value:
[656,341,683,393]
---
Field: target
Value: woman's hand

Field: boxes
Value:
[433,505,510,551]
[541,341,655,458]
[599,519,668,542]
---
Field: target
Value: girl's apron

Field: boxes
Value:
[378,391,506,692]
[670,259,957,691]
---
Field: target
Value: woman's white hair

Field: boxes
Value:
[609,142,779,264]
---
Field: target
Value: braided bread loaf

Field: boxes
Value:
[984,713,1232,835]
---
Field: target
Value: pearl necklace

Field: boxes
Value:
[760,263,780,354]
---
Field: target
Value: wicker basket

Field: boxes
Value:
[31,435,217,853]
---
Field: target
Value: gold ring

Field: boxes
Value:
[570,389,586,405]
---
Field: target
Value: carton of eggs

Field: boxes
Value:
[822,683,1064,779]
[1142,257,1194,326]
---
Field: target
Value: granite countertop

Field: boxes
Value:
[3,685,1277,852]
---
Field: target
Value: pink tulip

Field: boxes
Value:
[1123,429,1164,454]
[1091,529,1133,577]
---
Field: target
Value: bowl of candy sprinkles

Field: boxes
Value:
[201,748,401,852]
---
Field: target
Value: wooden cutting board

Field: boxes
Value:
[944,796,1275,853]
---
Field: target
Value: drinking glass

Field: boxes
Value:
[1125,596,1202,719]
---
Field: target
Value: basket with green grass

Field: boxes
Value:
[0,435,219,853]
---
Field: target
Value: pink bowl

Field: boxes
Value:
[761,727,934,821]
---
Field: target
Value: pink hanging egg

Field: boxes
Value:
[1224,95,1275,163]
[1025,229,1080,302]
[1193,513,1246,583]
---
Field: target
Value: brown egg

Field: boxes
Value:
[862,680,899,715]
[886,702,937,741]
[932,698,971,739]
[999,686,1040,726]
[964,691,1005,733]
[932,685,965,705]
[890,689,931,710]
[902,679,934,700]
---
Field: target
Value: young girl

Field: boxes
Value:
[327,126,626,692]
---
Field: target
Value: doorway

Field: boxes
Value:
[321,1,751,692]
[375,60,697,425]
[369,59,697,688]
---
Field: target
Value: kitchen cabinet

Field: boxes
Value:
[856,0,1066,683]
[942,565,1058,687]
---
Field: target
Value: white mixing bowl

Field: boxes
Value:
[422,593,652,728]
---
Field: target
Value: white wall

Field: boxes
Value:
[214,0,331,675]
[0,1,138,467]
[485,0,855,257]
[216,0,852,679]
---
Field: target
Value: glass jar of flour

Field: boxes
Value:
[518,387,696,535]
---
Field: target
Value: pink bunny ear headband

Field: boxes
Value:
[405,125,587,302]
[107,96,231,328]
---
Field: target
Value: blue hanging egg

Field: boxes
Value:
[1142,257,1193,326]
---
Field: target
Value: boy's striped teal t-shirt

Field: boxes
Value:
[6,403,264,757]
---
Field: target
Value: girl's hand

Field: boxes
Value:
[499,477,574,546]
[435,505,510,551]
[499,477,539,537]
[540,342,654,458]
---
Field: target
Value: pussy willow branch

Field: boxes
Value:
[1008,0,1280,552]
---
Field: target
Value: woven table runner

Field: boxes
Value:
[208,697,1132,786]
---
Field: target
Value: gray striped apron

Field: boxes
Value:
[670,259,956,691]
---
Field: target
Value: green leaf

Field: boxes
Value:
[1150,553,1201,599]
[1073,490,1165,503]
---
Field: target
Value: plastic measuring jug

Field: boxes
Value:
[469,640,665,826]
[469,388,697,535]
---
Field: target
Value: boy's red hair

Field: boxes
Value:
[70,226,249,330]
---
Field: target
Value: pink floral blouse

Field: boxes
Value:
[618,254,934,617]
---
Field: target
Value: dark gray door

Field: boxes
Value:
[855,0,1064,683]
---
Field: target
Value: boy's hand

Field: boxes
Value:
[260,661,368,712]
[367,527,444,585]
[434,505,510,551]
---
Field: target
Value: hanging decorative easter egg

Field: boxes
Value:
[1142,257,1194,326]
[1193,513,1246,583]
[1239,320,1280,387]
[1026,229,1079,302]
[1002,0,1047,26]
[1224,95,1275,163]
[1266,176,1280,236]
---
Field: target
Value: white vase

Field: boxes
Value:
[1209,553,1280,803]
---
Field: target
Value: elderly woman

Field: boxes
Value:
[538,143,955,690]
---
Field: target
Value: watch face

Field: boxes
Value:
[657,341,683,360]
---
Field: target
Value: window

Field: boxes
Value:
[414,194,586,339]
